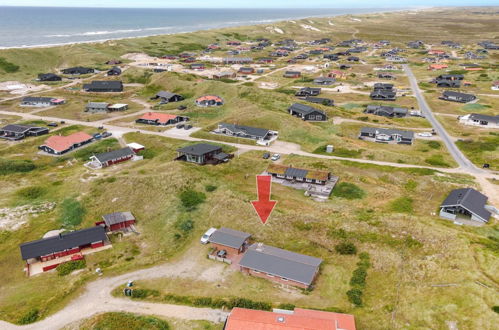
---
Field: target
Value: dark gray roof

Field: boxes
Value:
[239,243,322,285]
[102,211,135,226]
[469,113,499,124]
[208,227,251,249]
[289,103,325,116]
[360,127,414,139]
[156,91,177,99]
[93,147,135,164]
[442,91,475,99]
[86,102,109,109]
[22,96,54,103]
[1,124,38,133]
[177,143,221,156]
[218,123,270,138]
[83,80,123,91]
[285,167,308,178]
[366,105,407,115]
[441,188,491,222]
[19,226,107,260]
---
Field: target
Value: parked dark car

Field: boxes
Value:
[101,132,112,138]
[263,152,270,159]
[93,133,102,139]
[184,124,192,130]
[176,123,184,129]
[177,105,187,110]
[60,121,66,124]
[47,122,58,127]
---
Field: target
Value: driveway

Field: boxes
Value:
[0,246,229,330]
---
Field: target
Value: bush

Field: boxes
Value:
[389,196,413,213]
[0,158,36,175]
[179,189,206,210]
[332,182,366,200]
[15,186,46,200]
[427,141,441,149]
[0,57,20,73]
[346,289,363,306]
[59,198,85,227]
[335,242,357,255]
[131,289,160,299]
[87,312,170,330]
[404,179,418,192]
[137,149,157,159]
[277,303,296,310]
[56,259,86,276]
[350,268,367,288]
[175,218,194,233]
[17,308,39,324]
[425,155,450,167]
[493,306,499,314]
[205,184,217,192]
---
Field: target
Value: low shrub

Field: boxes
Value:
[15,186,46,200]
[87,312,170,330]
[175,218,194,234]
[389,196,413,213]
[0,158,36,175]
[179,189,206,210]
[346,289,363,306]
[425,155,450,167]
[335,242,357,255]
[59,198,86,227]
[427,141,441,149]
[205,184,217,192]
[56,259,86,276]
[17,308,39,325]
[131,289,160,299]
[333,182,366,200]
[493,306,499,314]
[0,57,20,73]
[277,303,296,310]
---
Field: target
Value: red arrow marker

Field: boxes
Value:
[251,175,277,224]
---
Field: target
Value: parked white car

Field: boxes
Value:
[417,132,433,137]
[271,153,281,161]
[200,227,217,244]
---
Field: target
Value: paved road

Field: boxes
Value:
[0,109,474,174]
[403,64,484,175]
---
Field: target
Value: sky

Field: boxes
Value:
[0,0,497,8]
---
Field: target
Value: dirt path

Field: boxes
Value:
[0,247,229,330]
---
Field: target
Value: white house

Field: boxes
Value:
[459,114,499,129]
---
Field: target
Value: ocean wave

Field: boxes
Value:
[45,26,176,38]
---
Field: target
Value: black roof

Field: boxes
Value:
[289,103,325,116]
[83,80,123,91]
[1,124,41,133]
[239,243,322,285]
[441,188,491,222]
[360,127,414,139]
[218,123,270,139]
[22,96,55,103]
[93,147,135,164]
[19,226,107,260]
[442,91,475,99]
[208,227,251,249]
[468,113,499,124]
[177,143,221,156]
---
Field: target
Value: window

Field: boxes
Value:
[281,277,289,281]
[267,273,275,278]
[309,115,315,120]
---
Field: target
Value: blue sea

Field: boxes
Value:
[0,7,403,48]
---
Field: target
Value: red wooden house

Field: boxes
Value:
[19,226,108,275]
[97,211,136,232]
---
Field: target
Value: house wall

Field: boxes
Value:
[102,154,134,168]
[109,220,135,231]
[211,243,241,257]
[240,267,310,289]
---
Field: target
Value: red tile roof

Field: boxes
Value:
[139,112,179,124]
[42,132,93,152]
[224,308,356,330]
